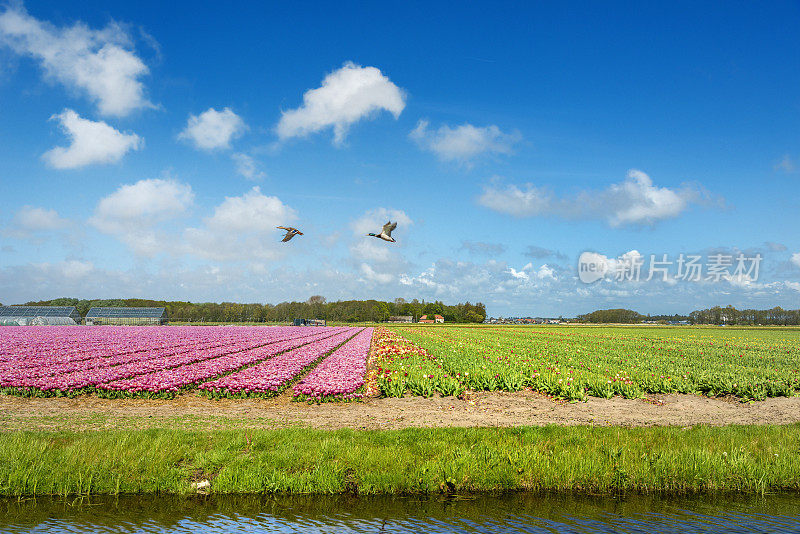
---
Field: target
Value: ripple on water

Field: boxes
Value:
[1,493,800,534]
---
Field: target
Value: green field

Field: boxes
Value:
[375,325,800,401]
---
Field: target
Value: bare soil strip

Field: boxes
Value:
[2,391,800,432]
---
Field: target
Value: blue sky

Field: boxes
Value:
[1,0,799,317]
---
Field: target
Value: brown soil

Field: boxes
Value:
[2,390,800,432]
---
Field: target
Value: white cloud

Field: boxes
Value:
[90,178,194,256]
[605,170,688,226]
[478,170,702,227]
[179,107,246,151]
[410,120,519,163]
[347,207,413,285]
[350,207,412,237]
[184,187,296,261]
[791,252,800,269]
[350,239,392,263]
[276,62,406,145]
[360,263,394,284]
[507,262,557,283]
[4,205,70,240]
[42,109,142,169]
[0,4,152,116]
[89,180,295,262]
[11,206,67,232]
[61,259,94,279]
[507,266,529,281]
[477,180,553,218]
[232,152,265,180]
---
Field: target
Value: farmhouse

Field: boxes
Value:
[419,314,444,324]
[388,316,413,323]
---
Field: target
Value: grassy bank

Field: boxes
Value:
[1,424,799,496]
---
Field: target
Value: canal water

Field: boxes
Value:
[1,493,799,533]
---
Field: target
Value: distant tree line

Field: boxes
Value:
[689,305,800,326]
[575,309,645,323]
[22,296,487,324]
[576,306,800,325]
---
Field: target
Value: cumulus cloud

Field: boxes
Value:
[791,252,800,269]
[410,120,519,163]
[360,263,394,284]
[90,178,194,256]
[350,207,412,237]
[232,152,265,180]
[507,263,556,283]
[478,170,705,227]
[0,3,152,116]
[276,62,406,145]
[42,109,142,169]
[5,205,69,239]
[184,187,296,261]
[11,205,67,231]
[604,170,690,226]
[347,207,413,285]
[179,107,246,151]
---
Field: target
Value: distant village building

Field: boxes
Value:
[388,316,413,323]
[484,316,564,325]
[419,314,444,324]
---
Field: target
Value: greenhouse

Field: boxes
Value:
[0,306,81,326]
[85,307,168,326]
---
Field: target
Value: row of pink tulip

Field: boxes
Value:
[96,329,351,397]
[293,328,374,400]
[0,326,262,370]
[0,338,241,381]
[0,326,349,396]
[0,328,318,389]
[198,328,364,397]
[1,326,329,380]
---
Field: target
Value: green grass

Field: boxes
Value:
[1,424,800,496]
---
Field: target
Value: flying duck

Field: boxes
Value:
[368,221,397,243]
[277,226,303,242]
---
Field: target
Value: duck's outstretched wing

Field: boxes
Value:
[383,221,397,236]
[278,226,302,242]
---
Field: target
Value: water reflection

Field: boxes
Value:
[1,493,799,533]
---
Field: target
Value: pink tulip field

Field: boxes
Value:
[0,325,374,399]
[293,327,374,401]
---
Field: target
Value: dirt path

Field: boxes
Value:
[2,391,800,431]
